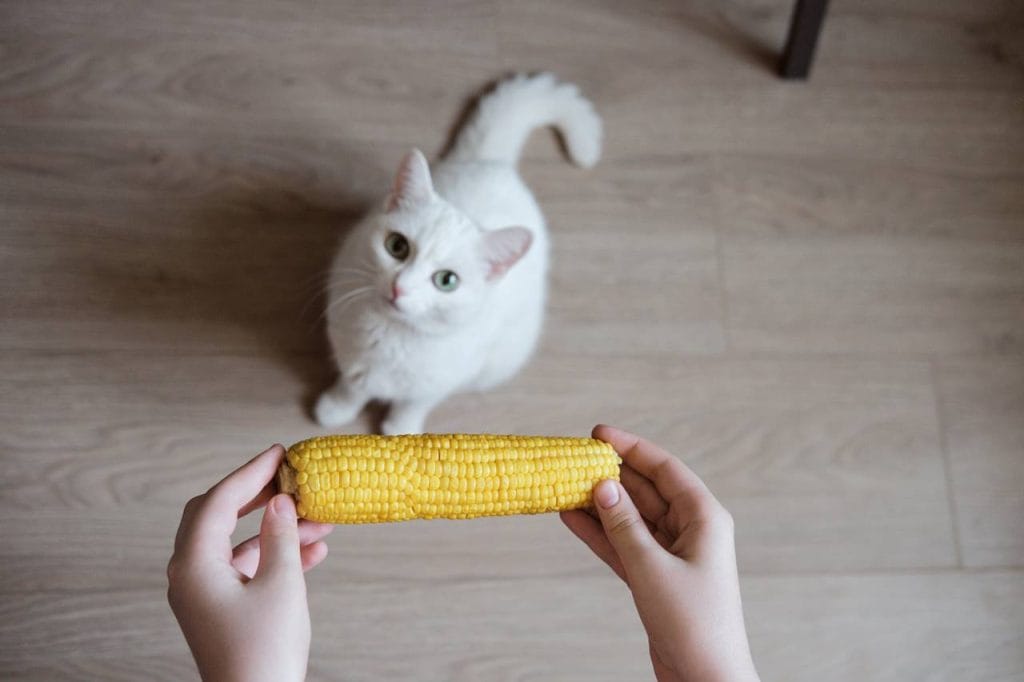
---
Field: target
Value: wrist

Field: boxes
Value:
[199,657,305,682]
[662,646,758,682]
[699,657,760,682]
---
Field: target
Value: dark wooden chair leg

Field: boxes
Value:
[779,0,830,79]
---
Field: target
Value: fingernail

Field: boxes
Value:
[594,480,620,509]
[273,494,297,521]
[250,444,282,463]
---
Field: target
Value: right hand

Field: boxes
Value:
[561,425,760,682]
[167,445,333,682]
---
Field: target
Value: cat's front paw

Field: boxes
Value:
[380,416,425,436]
[314,390,362,428]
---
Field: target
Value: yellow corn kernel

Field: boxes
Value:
[276,434,621,524]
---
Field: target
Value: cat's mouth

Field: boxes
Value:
[383,294,404,314]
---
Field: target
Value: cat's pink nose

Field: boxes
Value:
[391,282,404,301]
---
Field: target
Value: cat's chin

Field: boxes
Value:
[377,295,410,320]
[375,298,445,332]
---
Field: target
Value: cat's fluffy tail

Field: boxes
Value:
[446,73,602,168]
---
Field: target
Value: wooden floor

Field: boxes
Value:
[2,1,1023,680]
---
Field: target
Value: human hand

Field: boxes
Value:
[561,426,759,682]
[167,444,334,682]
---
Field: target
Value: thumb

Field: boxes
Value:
[255,494,303,581]
[593,480,658,570]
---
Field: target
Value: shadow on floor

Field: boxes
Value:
[82,139,390,420]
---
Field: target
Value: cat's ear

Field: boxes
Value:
[481,227,533,280]
[385,148,434,212]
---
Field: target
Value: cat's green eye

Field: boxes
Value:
[384,232,410,261]
[432,270,460,292]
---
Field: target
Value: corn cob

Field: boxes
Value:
[276,433,621,524]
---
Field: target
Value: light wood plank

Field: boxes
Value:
[498,0,1024,91]
[0,578,648,681]
[524,156,726,356]
[0,353,328,513]
[744,571,1024,682]
[714,153,1024,243]
[783,0,1024,89]
[0,127,385,353]
[0,0,499,138]
[0,656,198,682]
[936,358,1024,567]
[4,572,1021,681]
[719,233,1024,355]
[498,2,1024,171]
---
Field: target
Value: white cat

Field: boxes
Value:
[315,73,602,434]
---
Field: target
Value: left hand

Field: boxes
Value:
[167,444,333,682]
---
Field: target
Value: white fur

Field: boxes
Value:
[316,73,602,434]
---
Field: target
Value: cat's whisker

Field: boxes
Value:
[318,294,371,326]
[300,291,328,318]
[297,270,326,285]
[326,286,373,307]
[296,272,332,295]
[302,269,375,321]
[321,286,375,320]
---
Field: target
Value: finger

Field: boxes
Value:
[239,541,330,577]
[207,444,287,514]
[300,540,329,572]
[231,543,260,579]
[238,481,276,518]
[593,425,714,506]
[652,528,673,550]
[666,494,737,562]
[233,520,334,557]
[188,445,287,553]
[231,520,334,578]
[559,510,626,581]
[173,494,206,555]
[643,518,658,537]
[591,479,660,575]
[620,465,668,524]
[254,494,302,581]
